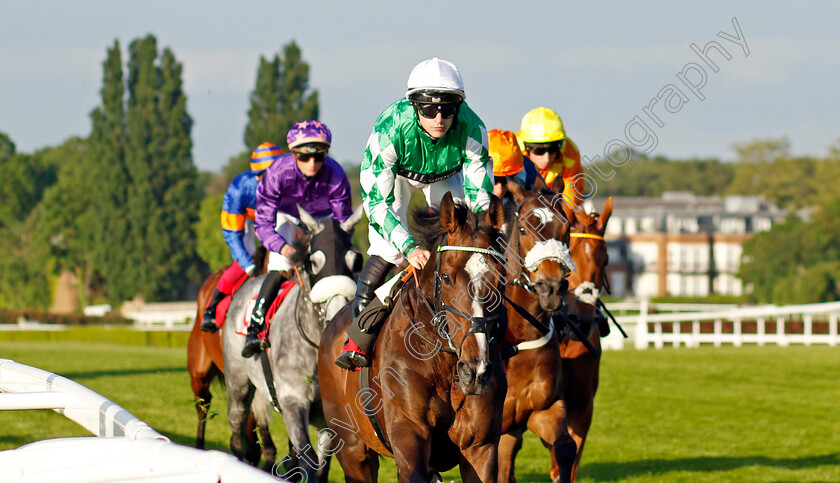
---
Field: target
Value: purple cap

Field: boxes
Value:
[287,120,331,149]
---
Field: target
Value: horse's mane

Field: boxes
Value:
[288,228,315,265]
[409,200,479,251]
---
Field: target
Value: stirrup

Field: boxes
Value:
[241,335,270,358]
[334,350,371,370]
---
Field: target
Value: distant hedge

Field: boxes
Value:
[0,327,190,348]
[0,308,131,326]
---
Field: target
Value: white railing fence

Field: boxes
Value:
[601,300,840,350]
[0,359,282,482]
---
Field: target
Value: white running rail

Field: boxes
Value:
[0,359,283,482]
[601,300,840,350]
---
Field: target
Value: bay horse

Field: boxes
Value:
[495,182,580,483]
[188,246,273,461]
[223,205,364,481]
[560,196,613,481]
[318,192,509,482]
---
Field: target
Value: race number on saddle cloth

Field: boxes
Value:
[236,280,298,337]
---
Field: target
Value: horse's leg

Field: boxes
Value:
[496,430,523,483]
[526,400,577,483]
[314,430,333,483]
[256,422,277,470]
[188,332,219,449]
[277,398,320,481]
[332,434,378,483]
[459,442,499,483]
[562,341,601,481]
[389,423,433,483]
[227,380,260,465]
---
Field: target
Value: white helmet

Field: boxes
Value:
[406,57,465,103]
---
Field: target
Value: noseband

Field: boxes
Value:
[410,245,506,357]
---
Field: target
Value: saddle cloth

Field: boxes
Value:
[235,280,298,337]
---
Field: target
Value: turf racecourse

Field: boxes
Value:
[1,337,838,482]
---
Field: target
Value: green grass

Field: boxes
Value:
[1,340,839,481]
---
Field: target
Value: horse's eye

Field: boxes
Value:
[519,226,527,235]
[441,273,452,285]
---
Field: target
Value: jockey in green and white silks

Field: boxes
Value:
[336,57,495,371]
[361,97,494,264]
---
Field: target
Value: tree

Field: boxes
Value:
[244,40,319,151]
[88,40,132,303]
[88,35,199,303]
[194,193,229,271]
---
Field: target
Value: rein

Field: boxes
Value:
[292,265,321,349]
[402,244,507,358]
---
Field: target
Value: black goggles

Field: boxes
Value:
[413,102,459,119]
[292,150,327,163]
[525,142,562,156]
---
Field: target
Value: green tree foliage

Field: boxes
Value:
[88,35,199,303]
[89,40,132,303]
[194,193,229,270]
[0,134,57,229]
[244,40,319,151]
[0,133,57,308]
[740,196,840,304]
[596,153,735,198]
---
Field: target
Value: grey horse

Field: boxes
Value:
[223,205,364,481]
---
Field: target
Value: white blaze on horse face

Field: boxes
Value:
[465,252,491,367]
[530,207,555,225]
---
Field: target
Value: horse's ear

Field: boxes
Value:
[551,176,565,194]
[440,191,460,233]
[340,205,365,233]
[507,180,528,204]
[532,176,548,191]
[485,195,505,230]
[596,196,613,233]
[297,204,323,234]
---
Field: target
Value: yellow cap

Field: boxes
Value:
[488,129,524,177]
[518,107,566,144]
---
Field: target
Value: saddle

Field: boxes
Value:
[356,267,416,337]
[235,280,297,337]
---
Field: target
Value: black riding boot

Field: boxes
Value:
[242,271,285,358]
[335,256,395,370]
[200,289,227,333]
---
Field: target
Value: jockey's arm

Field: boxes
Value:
[254,171,289,254]
[561,138,585,207]
[360,131,418,257]
[329,164,353,223]
[221,179,255,272]
[461,124,494,212]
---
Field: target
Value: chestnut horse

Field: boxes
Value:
[188,246,276,464]
[318,193,509,482]
[560,197,613,481]
[495,184,579,483]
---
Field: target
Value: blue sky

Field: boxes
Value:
[1,1,838,172]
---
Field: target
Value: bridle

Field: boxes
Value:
[404,244,507,358]
[502,196,604,355]
[568,229,626,339]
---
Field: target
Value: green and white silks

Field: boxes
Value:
[360,98,494,260]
